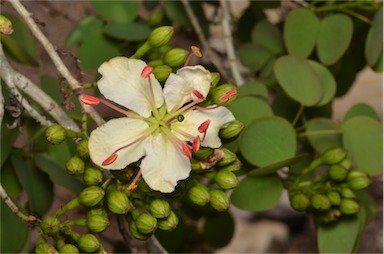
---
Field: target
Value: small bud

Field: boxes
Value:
[157,211,179,231]
[220,159,242,172]
[148,26,174,48]
[87,210,109,233]
[328,165,348,181]
[59,244,80,254]
[346,169,368,181]
[107,190,131,214]
[209,189,230,211]
[35,242,58,254]
[128,220,149,240]
[149,199,171,219]
[216,148,237,167]
[83,167,104,186]
[46,124,66,144]
[153,65,172,83]
[164,48,189,68]
[210,72,220,88]
[193,147,213,160]
[320,148,347,165]
[189,184,210,206]
[78,186,105,207]
[311,194,331,211]
[77,140,89,158]
[214,170,239,189]
[290,193,310,212]
[219,120,244,139]
[327,191,341,206]
[78,234,100,253]
[135,213,157,235]
[41,216,61,236]
[340,199,360,214]
[340,187,355,198]
[66,156,85,176]
[348,176,371,191]
[211,84,238,106]
[0,15,14,35]
[338,157,353,170]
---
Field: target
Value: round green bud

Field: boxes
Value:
[189,184,210,206]
[211,84,238,106]
[107,190,131,214]
[193,147,213,160]
[153,65,172,83]
[77,140,89,158]
[128,220,149,240]
[87,208,108,218]
[327,191,341,206]
[220,159,242,172]
[59,244,79,254]
[328,165,348,181]
[320,148,347,165]
[157,211,179,231]
[35,242,58,254]
[148,26,174,48]
[87,211,110,233]
[216,148,237,167]
[209,189,230,211]
[340,199,360,214]
[66,156,85,176]
[41,216,61,236]
[164,48,189,68]
[135,213,157,235]
[214,170,239,189]
[340,187,355,198]
[219,120,244,139]
[346,170,368,181]
[210,72,220,88]
[45,124,66,144]
[338,157,353,170]
[290,193,309,212]
[78,234,100,253]
[348,176,371,191]
[311,194,331,211]
[0,15,14,35]
[83,167,104,186]
[149,199,171,219]
[78,186,105,207]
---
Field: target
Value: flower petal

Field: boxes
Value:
[172,106,235,148]
[163,65,211,112]
[89,118,152,170]
[141,134,191,193]
[97,57,164,118]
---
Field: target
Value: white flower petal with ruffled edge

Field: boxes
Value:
[140,133,191,193]
[97,57,164,118]
[172,106,235,148]
[89,117,152,170]
[163,65,211,113]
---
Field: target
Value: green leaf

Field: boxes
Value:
[231,174,283,211]
[305,118,341,153]
[1,121,19,166]
[284,8,320,58]
[163,1,191,26]
[342,116,383,176]
[365,7,383,67]
[274,55,323,106]
[272,90,301,122]
[228,96,273,126]
[203,211,234,248]
[104,22,151,41]
[251,20,284,55]
[317,14,353,66]
[0,159,22,200]
[238,43,273,72]
[307,60,336,106]
[239,116,296,167]
[238,80,269,99]
[343,103,381,123]
[65,16,103,47]
[91,0,138,22]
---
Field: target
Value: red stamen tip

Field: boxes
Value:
[81,94,100,106]
[102,153,118,166]
[128,183,138,192]
[193,90,205,100]
[192,136,201,152]
[219,89,238,100]
[141,65,154,78]
[182,143,192,159]
[191,46,202,57]
[198,120,211,133]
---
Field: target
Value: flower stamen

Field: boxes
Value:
[184,46,202,66]
[198,120,211,142]
[192,136,201,152]
[128,169,142,191]
[182,142,192,159]
[219,89,238,100]
[141,66,161,120]
[102,153,118,166]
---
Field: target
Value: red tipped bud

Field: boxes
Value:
[191,46,202,57]
[141,66,154,78]
[182,143,192,159]
[81,94,100,106]
[102,153,118,166]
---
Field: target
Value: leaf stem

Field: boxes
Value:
[292,104,304,127]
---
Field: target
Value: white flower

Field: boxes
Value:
[83,57,235,193]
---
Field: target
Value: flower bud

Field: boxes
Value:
[340,187,355,198]
[219,120,244,139]
[346,169,368,181]
[320,148,347,165]
[290,193,309,212]
[164,48,189,68]
[87,210,109,233]
[78,234,100,253]
[148,26,174,48]
[128,220,149,240]
[41,216,61,236]
[328,165,348,181]
[327,191,341,206]
[149,199,171,219]
[216,148,236,167]
[157,211,179,231]
[78,186,105,207]
[348,176,371,191]
[135,213,157,235]
[147,11,164,27]
[193,147,213,160]
[66,156,85,176]
[310,194,331,211]
[83,167,104,186]
[59,244,79,254]
[153,65,172,83]
[0,15,14,35]
[45,124,66,144]
[210,72,220,88]
[189,184,210,206]
[220,159,242,172]
[340,198,360,214]
[214,170,239,189]
[107,190,131,214]
[35,242,58,254]
[191,159,203,171]
[338,157,352,170]
[211,84,238,106]
[209,189,230,211]
[77,140,89,158]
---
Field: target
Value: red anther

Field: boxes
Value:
[192,136,201,152]
[219,89,238,100]
[182,143,192,159]
[193,90,205,100]
[141,65,154,78]
[128,183,138,192]
[198,120,211,133]
[81,94,101,106]
[191,46,202,57]
[102,153,118,166]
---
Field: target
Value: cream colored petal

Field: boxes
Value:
[140,134,191,193]
[97,57,164,118]
[172,106,235,148]
[88,118,152,170]
[163,65,211,112]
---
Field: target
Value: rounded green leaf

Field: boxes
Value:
[203,212,234,248]
[91,1,138,22]
[65,16,103,47]
[317,14,353,66]
[238,80,269,99]
[238,43,273,72]
[305,118,341,153]
[342,116,383,176]
[239,116,296,167]
[307,60,336,106]
[251,20,284,55]
[104,22,151,41]
[274,55,323,106]
[365,8,383,67]
[343,103,381,123]
[228,96,273,126]
[284,8,320,58]
[231,174,283,211]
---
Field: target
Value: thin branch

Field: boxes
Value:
[219,0,244,86]
[0,72,4,126]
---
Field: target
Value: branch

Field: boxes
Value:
[219,0,244,86]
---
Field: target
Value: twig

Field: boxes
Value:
[117,215,139,253]
[0,72,4,126]
[219,0,244,86]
